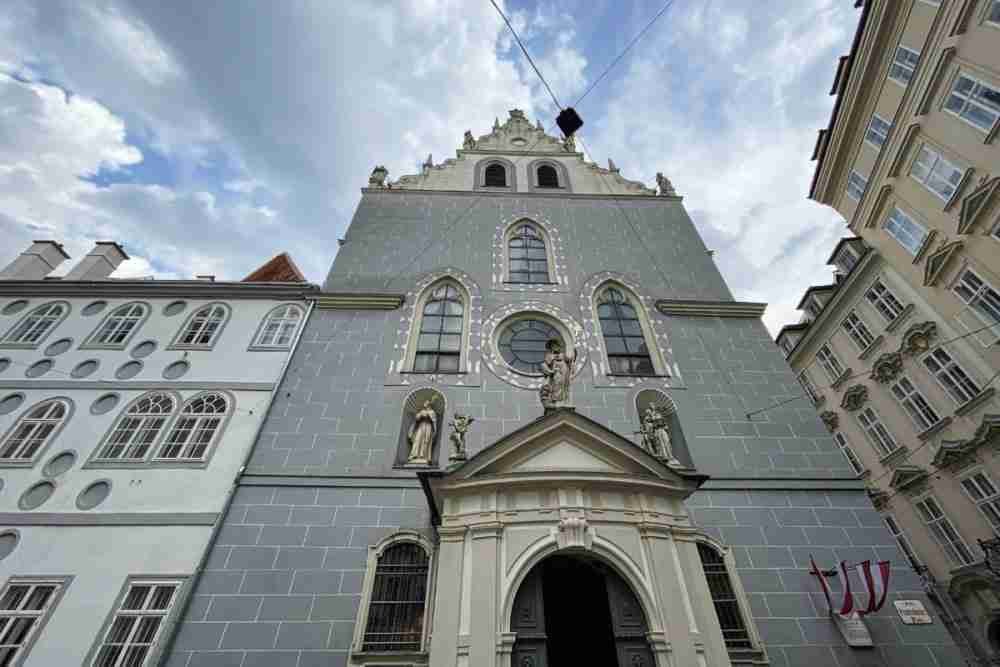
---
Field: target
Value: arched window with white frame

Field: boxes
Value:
[86,302,148,347]
[156,392,230,461]
[412,281,465,373]
[596,284,656,376]
[0,399,71,462]
[252,304,304,348]
[173,303,229,349]
[507,223,550,284]
[96,392,176,461]
[2,302,69,346]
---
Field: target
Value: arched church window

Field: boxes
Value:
[414,282,464,373]
[484,163,507,187]
[536,164,559,188]
[697,543,752,651]
[508,225,549,284]
[597,286,655,376]
[361,541,430,652]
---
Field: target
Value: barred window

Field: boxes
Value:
[175,304,228,348]
[92,580,180,667]
[362,543,430,653]
[816,345,844,381]
[597,286,655,376]
[922,348,981,404]
[98,393,175,461]
[0,578,66,666]
[254,304,303,348]
[536,165,559,188]
[697,543,752,651]
[156,393,228,461]
[864,279,905,323]
[89,303,147,347]
[3,302,67,346]
[508,225,549,283]
[484,163,507,187]
[890,375,940,431]
[0,399,69,462]
[414,282,464,373]
[841,311,876,350]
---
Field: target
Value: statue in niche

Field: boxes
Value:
[448,413,474,462]
[562,134,576,152]
[407,400,438,464]
[656,172,675,196]
[369,165,388,188]
[539,339,577,410]
[641,404,680,465]
[463,130,477,150]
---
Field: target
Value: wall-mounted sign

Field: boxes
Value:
[832,611,873,647]
[894,599,932,625]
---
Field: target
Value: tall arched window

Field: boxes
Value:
[536,164,559,188]
[88,302,147,347]
[2,302,68,346]
[97,393,175,461]
[508,224,549,283]
[697,543,752,651]
[174,303,228,348]
[253,304,303,348]
[484,163,507,187]
[157,392,229,461]
[361,542,430,652]
[597,286,655,376]
[0,399,70,462]
[413,282,464,373]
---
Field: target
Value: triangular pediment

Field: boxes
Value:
[888,465,929,491]
[923,240,963,286]
[958,177,999,234]
[506,439,628,474]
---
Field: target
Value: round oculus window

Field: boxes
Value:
[498,319,563,375]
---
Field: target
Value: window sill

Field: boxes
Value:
[349,650,429,665]
[502,281,560,286]
[401,371,466,376]
[956,388,996,417]
[248,345,294,352]
[606,373,669,379]
[859,335,884,361]
[917,416,952,441]
[166,344,215,352]
[0,342,42,350]
[832,369,852,391]
[879,446,910,467]
[886,304,916,333]
[0,460,38,468]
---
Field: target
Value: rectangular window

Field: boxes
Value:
[922,348,981,404]
[842,311,876,350]
[798,371,821,405]
[910,145,964,202]
[960,471,1000,535]
[816,344,845,382]
[864,279,906,323]
[944,73,1000,132]
[953,268,1000,331]
[890,375,941,431]
[857,406,899,457]
[834,247,859,274]
[865,114,891,148]
[0,578,67,666]
[884,207,928,256]
[888,46,920,85]
[846,170,868,201]
[91,580,181,667]
[834,431,865,475]
[884,514,922,568]
[915,496,975,566]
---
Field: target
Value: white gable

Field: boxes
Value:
[507,440,627,474]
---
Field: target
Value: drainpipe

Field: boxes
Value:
[155,296,317,665]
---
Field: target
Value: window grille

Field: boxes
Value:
[3,303,66,345]
[888,46,920,85]
[884,514,922,569]
[0,579,64,666]
[508,225,549,283]
[915,496,974,566]
[944,74,1000,132]
[922,348,980,404]
[597,287,655,376]
[176,305,227,347]
[884,207,928,256]
[816,345,844,381]
[254,304,303,347]
[697,543,752,651]
[846,170,868,201]
[834,432,865,475]
[98,393,175,461]
[362,543,429,653]
[841,311,875,350]
[484,163,507,187]
[960,472,1000,535]
[865,114,891,147]
[910,145,963,202]
[92,581,180,667]
[156,393,228,461]
[0,399,69,461]
[414,283,464,373]
[91,303,146,346]
[864,280,905,322]
[857,407,898,457]
[890,375,940,431]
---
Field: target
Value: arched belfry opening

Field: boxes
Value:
[510,553,655,667]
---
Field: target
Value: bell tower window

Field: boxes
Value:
[537,164,559,188]
[484,163,507,187]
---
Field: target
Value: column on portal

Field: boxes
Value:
[467,522,502,667]
[429,526,468,667]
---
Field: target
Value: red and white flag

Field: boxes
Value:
[855,560,891,615]
[810,557,856,616]
[837,560,854,616]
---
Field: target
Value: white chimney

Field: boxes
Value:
[63,241,129,281]
[0,241,70,280]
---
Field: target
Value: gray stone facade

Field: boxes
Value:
[166,179,960,664]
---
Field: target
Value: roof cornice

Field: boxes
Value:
[315,293,405,310]
[360,187,678,202]
[655,299,766,319]
[0,280,319,300]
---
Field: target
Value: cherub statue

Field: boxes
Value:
[448,413,474,461]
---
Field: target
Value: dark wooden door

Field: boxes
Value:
[605,572,656,667]
[511,567,548,667]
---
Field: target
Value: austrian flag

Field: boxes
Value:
[809,556,890,617]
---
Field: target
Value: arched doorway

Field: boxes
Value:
[510,554,655,667]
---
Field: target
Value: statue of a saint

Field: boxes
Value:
[641,405,679,465]
[656,172,675,196]
[407,400,438,464]
[448,413,474,462]
[463,130,477,150]
[562,134,576,152]
[539,339,577,410]
[369,165,388,188]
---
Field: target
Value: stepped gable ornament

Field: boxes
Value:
[841,384,869,411]
[448,413,474,462]
[369,165,388,188]
[407,399,438,465]
[539,338,577,410]
[638,405,680,466]
[820,410,839,433]
[656,172,676,196]
[870,352,903,384]
[899,321,937,357]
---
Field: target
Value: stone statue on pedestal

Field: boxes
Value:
[656,172,675,196]
[407,400,438,464]
[463,131,477,150]
[369,165,388,188]
[539,339,577,410]
[448,413,474,462]
[641,405,680,465]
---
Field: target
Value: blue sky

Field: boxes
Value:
[0,0,857,332]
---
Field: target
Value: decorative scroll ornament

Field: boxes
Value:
[840,384,869,412]
[870,352,903,384]
[448,413,474,462]
[898,321,937,357]
[555,515,592,550]
[820,411,840,433]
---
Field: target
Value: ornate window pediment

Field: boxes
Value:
[870,351,903,384]
[922,239,963,286]
[931,414,1000,469]
[958,176,999,234]
[840,384,869,411]
[888,465,929,492]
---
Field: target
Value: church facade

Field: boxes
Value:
[164,111,961,667]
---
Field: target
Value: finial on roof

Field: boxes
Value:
[493,117,500,130]
[536,118,544,131]
[424,154,433,168]
[369,165,388,188]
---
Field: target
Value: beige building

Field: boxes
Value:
[778,0,1000,662]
